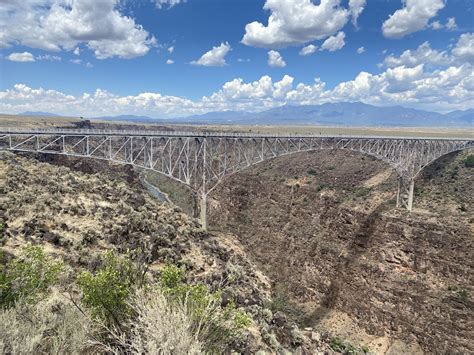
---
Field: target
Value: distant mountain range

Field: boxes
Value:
[14,102,474,127]
[94,114,163,123]
[19,111,61,117]
[176,103,473,127]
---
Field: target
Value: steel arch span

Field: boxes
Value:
[1,129,473,229]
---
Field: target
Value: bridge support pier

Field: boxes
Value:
[200,192,208,231]
[396,177,415,211]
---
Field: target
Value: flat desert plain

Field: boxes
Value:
[1,114,473,138]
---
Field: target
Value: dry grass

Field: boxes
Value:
[105,289,203,354]
[0,292,96,355]
[0,114,80,129]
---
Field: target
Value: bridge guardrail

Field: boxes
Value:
[0,127,473,141]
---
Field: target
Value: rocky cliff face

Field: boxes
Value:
[0,152,273,352]
[2,148,472,354]
[1,151,352,353]
[209,149,473,354]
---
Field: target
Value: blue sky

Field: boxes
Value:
[0,0,473,117]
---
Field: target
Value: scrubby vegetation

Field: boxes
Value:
[464,154,474,168]
[330,337,369,354]
[0,246,252,354]
[9,151,468,353]
[0,245,64,308]
[77,251,140,325]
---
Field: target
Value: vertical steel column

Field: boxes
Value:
[396,177,402,208]
[396,177,415,211]
[200,138,208,230]
[407,179,415,211]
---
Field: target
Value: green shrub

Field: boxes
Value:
[464,154,474,168]
[160,263,185,289]
[450,165,459,178]
[307,169,317,176]
[77,251,140,324]
[353,187,370,198]
[0,245,63,308]
[448,285,468,301]
[159,264,251,352]
[330,337,360,354]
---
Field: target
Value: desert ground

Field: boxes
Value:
[1,113,473,353]
[1,114,473,138]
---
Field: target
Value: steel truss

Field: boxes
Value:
[1,129,472,229]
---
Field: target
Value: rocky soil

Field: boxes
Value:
[0,151,344,353]
[209,149,473,354]
[1,147,472,354]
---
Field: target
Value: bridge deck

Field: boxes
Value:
[0,128,472,141]
[1,127,473,229]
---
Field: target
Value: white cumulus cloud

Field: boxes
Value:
[267,50,286,67]
[155,0,186,9]
[241,0,362,48]
[36,54,62,61]
[0,0,156,59]
[1,60,473,118]
[349,0,366,27]
[382,0,445,39]
[6,52,35,62]
[446,17,457,30]
[166,59,174,64]
[357,46,365,54]
[2,34,474,117]
[430,21,442,30]
[321,31,346,51]
[384,34,474,68]
[383,41,452,68]
[191,42,231,67]
[430,17,457,31]
[452,33,474,62]
[299,44,317,56]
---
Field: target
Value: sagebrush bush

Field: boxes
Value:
[77,251,140,324]
[0,293,95,354]
[159,264,251,352]
[0,245,64,308]
[95,264,251,353]
[105,289,202,354]
[0,246,252,354]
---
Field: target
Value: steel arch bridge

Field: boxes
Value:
[1,128,473,229]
